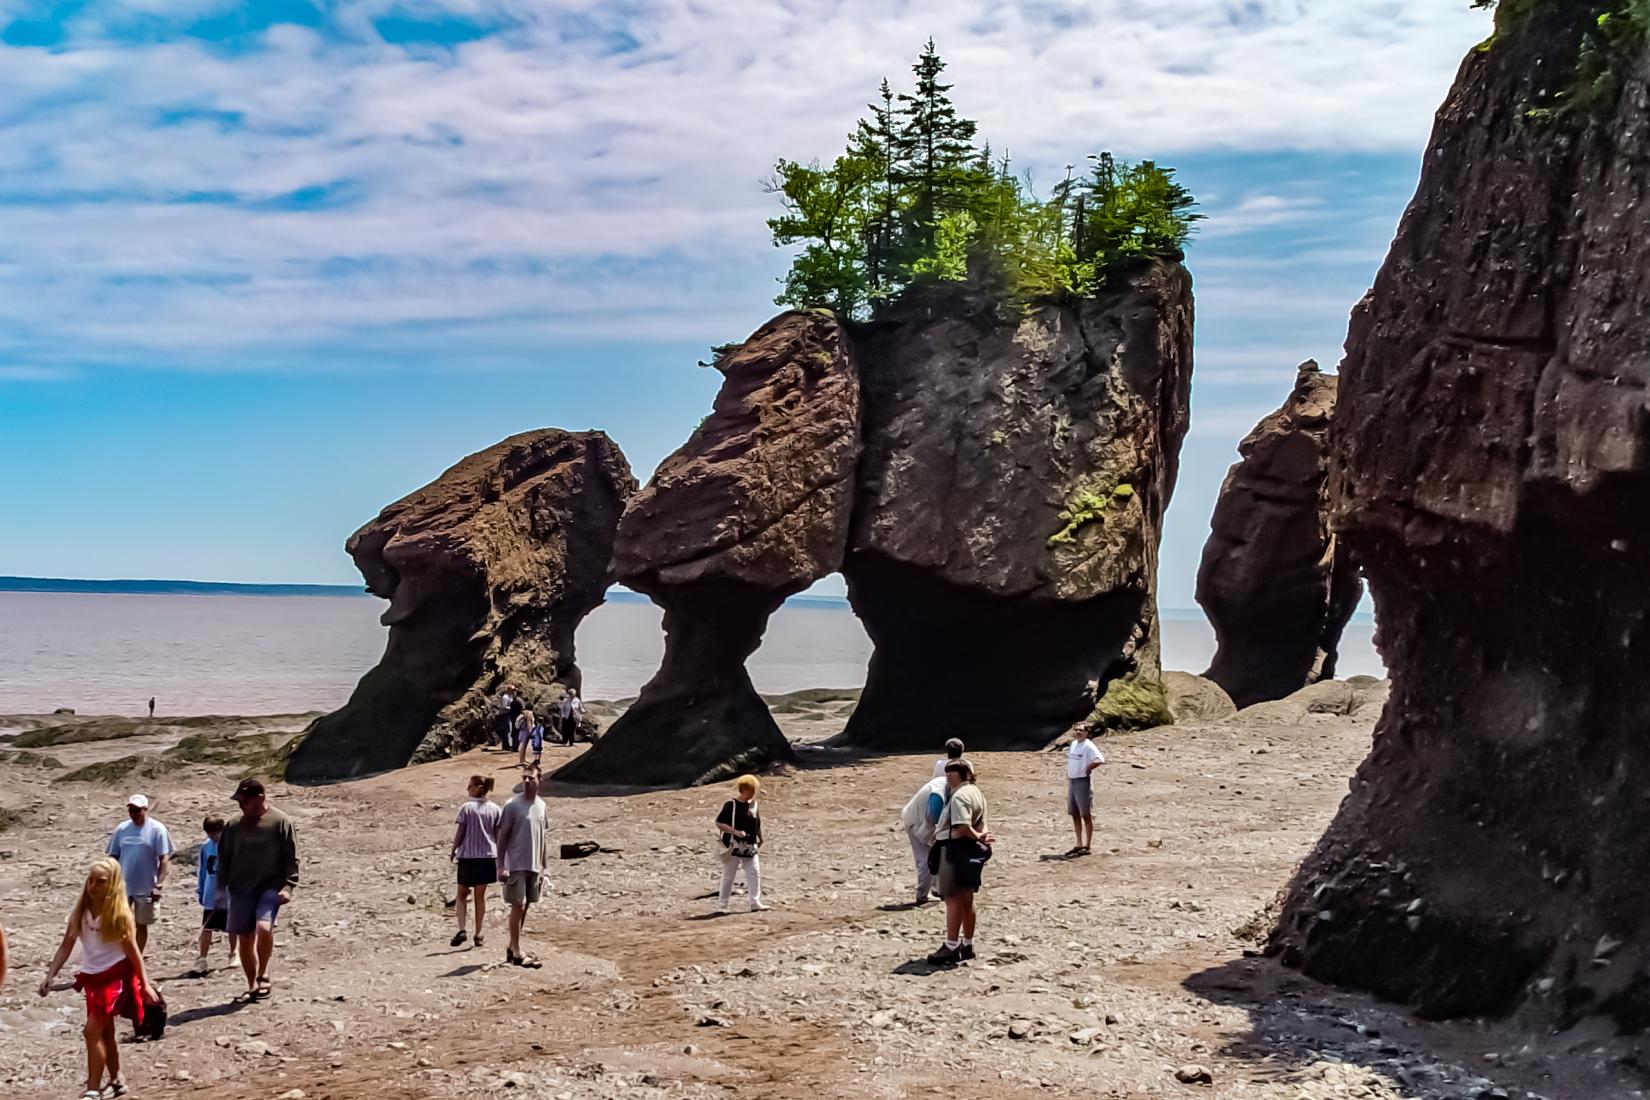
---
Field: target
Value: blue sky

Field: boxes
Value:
[0,0,1492,608]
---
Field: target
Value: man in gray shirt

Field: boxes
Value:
[495,769,550,968]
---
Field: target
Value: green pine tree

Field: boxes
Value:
[891,39,981,265]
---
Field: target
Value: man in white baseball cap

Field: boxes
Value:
[105,793,173,953]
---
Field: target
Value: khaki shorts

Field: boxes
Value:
[129,896,157,926]
[503,870,541,906]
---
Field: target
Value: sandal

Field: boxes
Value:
[450,930,468,947]
[106,1080,130,1097]
[1063,847,1084,857]
[473,934,485,948]
[252,976,272,1000]
[505,949,542,969]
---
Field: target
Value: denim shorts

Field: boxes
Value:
[226,888,283,936]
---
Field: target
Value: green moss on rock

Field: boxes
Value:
[1088,675,1173,731]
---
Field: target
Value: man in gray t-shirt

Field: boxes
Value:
[495,770,551,968]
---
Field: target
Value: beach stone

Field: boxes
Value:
[1273,4,1650,1027]
[556,312,856,786]
[1196,361,1361,708]
[288,429,635,782]
[1174,1063,1213,1084]
[236,1040,271,1057]
[1163,671,1236,723]
[1008,1020,1032,1040]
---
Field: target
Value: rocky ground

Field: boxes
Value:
[0,689,1644,1100]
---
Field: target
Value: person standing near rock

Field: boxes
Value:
[1065,723,1105,857]
[934,738,964,778]
[496,769,550,968]
[926,760,992,966]
[715,775,767,913]
[450,774,501,948]
[496,685,516,752]
[38,857,158,1100]
[218,778,299,1002]
[558,687,584,744]
[900,773,948,905]
[515,703,540,769]
[105,794,172,954]
[146,697,154,719]
[0,912,8,991]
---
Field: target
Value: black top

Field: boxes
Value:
[716,799,762,847]
[508,696,524,718]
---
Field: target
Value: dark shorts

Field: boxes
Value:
[226,889,283,936]
[457,858,498,888]
[1067,776,1094,816]
[936,841,986,897]
[201,908,229,932]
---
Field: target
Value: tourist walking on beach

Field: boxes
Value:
[558,687,584,744]
[926,760,992,966]
[190,815,234,976]
[934,737,964,778]
[451,774,501,948]
[1065,723,1105,856]
[900,773,948,905]
[105,794,172,953]
[496,769,550,967]
[38,858,158,1099]
[0,911,8,990]
[716,774,767,913]
[147,697,154,719]
[218,778,299,1001]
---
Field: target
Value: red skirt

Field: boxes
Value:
[75,960,144,1027]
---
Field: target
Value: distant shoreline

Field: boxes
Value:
[0,579,1374,624]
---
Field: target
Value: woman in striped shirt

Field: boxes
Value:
[449,775,502,948]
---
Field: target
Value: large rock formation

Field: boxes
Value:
[1195,361,1363,708]
[554,312,859,786]
[1272,3,1650,1025]
[841,261,1193,749]
[287,430,635,783]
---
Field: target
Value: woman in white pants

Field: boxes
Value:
[715,775,767,912]
[900,774,948,905]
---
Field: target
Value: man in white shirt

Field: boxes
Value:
[1065,724,1105,856]
[933,737,964,778]
[495,769,551,968]
[106,793,173,952]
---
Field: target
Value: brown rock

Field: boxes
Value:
[1273,4,1650,1024]
[1195,361,1362,707]
[840,260,1193,749]
[287,430,635,782]
[555,311,859,786]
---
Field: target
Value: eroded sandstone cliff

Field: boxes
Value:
[1196,362,1362,708]
[553,311,859,786]
[287,430,635,783]
[1271,1,1650,1025]
[841,261,1193,749]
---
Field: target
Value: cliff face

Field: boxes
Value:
[842,261,1193,748]
[287,430,635,783]
[553,311,860,786]
[1271,3,1650,1024]
[1196,362,1362,708]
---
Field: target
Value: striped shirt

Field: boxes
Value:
[453,798,502,860]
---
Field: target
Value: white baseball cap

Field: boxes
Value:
[127,794,149,809]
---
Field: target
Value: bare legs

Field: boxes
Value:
[456,885,488,941]
[943,891,976,942]
[1071,813,1093,851]
[507,902,527,957]
[83,1012,118,1092]
[236,921,275,993]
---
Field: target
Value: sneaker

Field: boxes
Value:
[188,956,210,977]
[749,901,770,912]
[958,943,975,961]
[926,944,962,966]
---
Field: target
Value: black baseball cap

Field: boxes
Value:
[231,778,266,802]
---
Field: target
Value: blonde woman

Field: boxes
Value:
[38,858,157,1099]
[715,774,767,913]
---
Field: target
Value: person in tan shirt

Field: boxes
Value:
[926,760,993,966]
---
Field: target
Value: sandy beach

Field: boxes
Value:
[0,691,1637,1100]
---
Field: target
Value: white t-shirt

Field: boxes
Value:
[498,795,550,875]
[900,776,949,843]
[933,757,952,778]
[78,914,126,975]
[1067,738,1104,780]
[106,819,173,898]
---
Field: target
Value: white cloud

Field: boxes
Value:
[0,0,1491,371]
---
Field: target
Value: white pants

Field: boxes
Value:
[719,853,762,910]
[907,829,933,902]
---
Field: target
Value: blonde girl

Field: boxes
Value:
[714,774,767,913]
[39,857,156,1099]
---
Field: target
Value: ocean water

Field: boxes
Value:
[0,591,1383,717]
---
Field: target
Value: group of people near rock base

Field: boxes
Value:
[2,779,300,1099]
[493,684,586,766]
